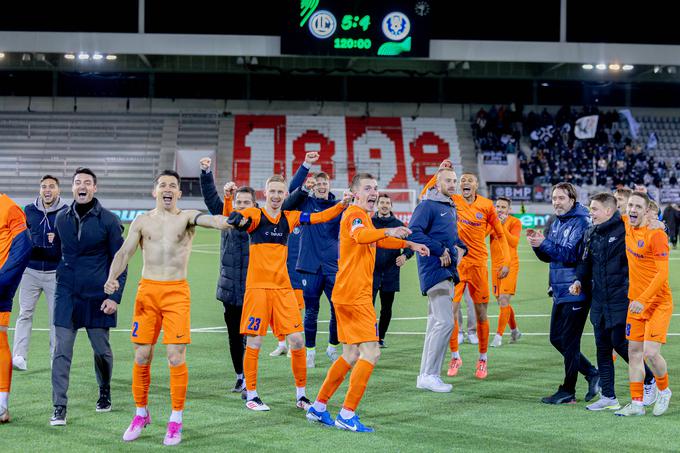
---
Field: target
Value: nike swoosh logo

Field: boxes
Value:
[440,213,447,216]
[572,307,582,311]
[176,334,185,339]
[338,420,358,431]
[294,324,301,328]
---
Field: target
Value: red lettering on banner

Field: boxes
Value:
[291,130,336,179]
[345,117,407,188]
[409,132,451,184]
[233,115,286,187]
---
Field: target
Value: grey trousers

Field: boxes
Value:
[13,267,57,361]
[455,287,477,336]
[52,326,113,407]
[419,279,455,376]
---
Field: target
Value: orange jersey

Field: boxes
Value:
[421,177,509,267]
[489,216,521,268]
[332,205,406,306]
[0,194,28,269]
[236,205,345,289]
[624,223,672,306]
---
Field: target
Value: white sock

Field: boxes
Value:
[633,400,644,406]
[278,340,286,348]
[479,353,488,361]
[312,400,326,412]
[451,351,460,359]
[296,386,306,400]
[327,344,337,352]
[0,392,8,408]
[339,408,355,420]
[660,388,672,395]
[135,406,148,417]
[307,348,316,357]
[169,410,183,423]
[494,333,502,339]
[246,390,259,400]
[236,373,244,380]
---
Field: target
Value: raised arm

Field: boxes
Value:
[288,151,319,192]
[104,217,141,296]
[199,167,224,215]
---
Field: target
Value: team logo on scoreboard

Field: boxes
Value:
[382,12,411,41]
[308,10,337,39]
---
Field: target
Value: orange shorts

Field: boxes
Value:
[294,289,305,310]
[626,302,673,344]
[241,288,303,337]
[492,264,519,298]
[0,311,9,327]
[131,279,191,345]
[454,262,489,304]
[335,303,379,345]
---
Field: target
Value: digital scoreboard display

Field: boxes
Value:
[281,1,431,58]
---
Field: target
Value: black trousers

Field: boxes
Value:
[593,319,654,398]
[372,290,396,341]
[549,301,598,394]
[223,304,245,376]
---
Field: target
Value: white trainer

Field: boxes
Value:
[416,374,452,393]
[586,396,621,411]
[269,344,288,357]
[653,389,672,416]
[510,329,522,343]
[326,347,338,362]
[458,332,464,345]
[12,356,27,371]
[468,333,479,345]
[643,381,658,406]
[490,334,502,348]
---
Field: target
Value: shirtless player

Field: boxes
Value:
[104,170,232,446]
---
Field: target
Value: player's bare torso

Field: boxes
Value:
[137,209,198,281]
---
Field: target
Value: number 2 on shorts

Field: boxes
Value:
[132,321,139,337]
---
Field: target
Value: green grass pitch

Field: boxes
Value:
[2,228,679,452]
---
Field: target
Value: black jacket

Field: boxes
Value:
[24,197,68,272]
[54,199,126,329]
[199,170,308,306]
[575,211,629,328]
[371,213,414,292]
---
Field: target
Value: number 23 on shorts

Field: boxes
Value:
[248,317,261,331]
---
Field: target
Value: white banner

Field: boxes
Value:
[619,109,640,139]
[478,153,518,183]
[575,115,599,139]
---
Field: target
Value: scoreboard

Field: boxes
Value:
[281,0,432,58]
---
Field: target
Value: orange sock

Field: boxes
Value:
[132,363,151,407]
[655,373,669,392]
[0,331,11,393]
[342,359,375,411]
[316,356,352,404]
[276,334,285,342]
[508,305,517,330]
[497,306,511,335]
[169,363,188,411]
[290,348,307,388]
[244,346,260,391]
[630,381,644,402]
[449,318,459,353]
[478,320,489,354]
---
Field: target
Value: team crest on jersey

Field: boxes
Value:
[351,217,365,232]
[637,240,644,248]
[293,226,300,234]
[475,212,484,220]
